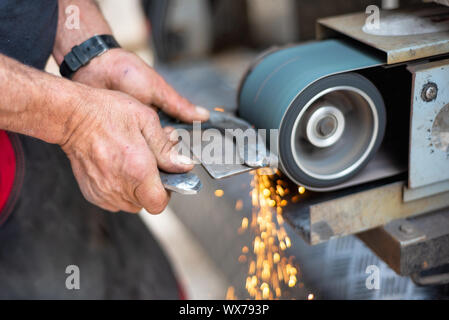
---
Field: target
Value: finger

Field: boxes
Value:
[164,126,182,149]
[70,163,121,213]
[134,161,170,215]
[141,111,194,173]
[151,73,210,123]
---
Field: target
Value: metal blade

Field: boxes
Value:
[160,110,275,176]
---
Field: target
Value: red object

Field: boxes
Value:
[177,281,187,300]
[0,130,17,221]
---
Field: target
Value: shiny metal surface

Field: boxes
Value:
[305,106,345,148]
[160,172,202,195]
[160,110,274,180]
[408,59,449,190]
[317,5,449,64]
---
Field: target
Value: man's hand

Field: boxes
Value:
[72,48,210,123]
[0,53,190,214]
[61,88,193,214]
[50,0,205,214]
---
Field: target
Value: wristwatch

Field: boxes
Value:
[59,34,121,79]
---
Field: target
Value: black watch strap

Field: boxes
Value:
[60,34,121,79]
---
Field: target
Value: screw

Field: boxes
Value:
[421,82,438,102]
[399,224,414,234]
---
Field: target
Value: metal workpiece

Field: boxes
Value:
[407,59,449,193]
[160,110,275,180]
[283,179,449,245]
[160,172,202,195]
[317,4,449,64]
[359,208,449,277]
[159,109,254,132]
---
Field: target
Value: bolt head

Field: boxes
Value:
[422,82,438,102]
[399,224,414,234]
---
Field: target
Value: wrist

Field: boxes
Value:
[60,34,121,80]
[71,47,125,88]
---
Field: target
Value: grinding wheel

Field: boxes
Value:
[238,39,387,190]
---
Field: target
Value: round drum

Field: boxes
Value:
[238,40,386,190]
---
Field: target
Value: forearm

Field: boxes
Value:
[0,54,89,145]
[53,0,113,64]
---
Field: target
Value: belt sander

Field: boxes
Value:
[161,2,449,283]
[164,3,449,201]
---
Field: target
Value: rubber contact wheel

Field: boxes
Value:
[279,72,386,190]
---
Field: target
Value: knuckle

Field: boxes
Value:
[142,105,158,119]
[139,108,159,129]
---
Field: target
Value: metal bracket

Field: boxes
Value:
[284,180,449,245]
[406,59,449,199]
[359,208,449,276]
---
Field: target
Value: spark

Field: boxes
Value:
[235,199,244,211]
[234,169,308,300]
[241,217,249,230]
[227,170,314,300]
[226,286,237,300]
